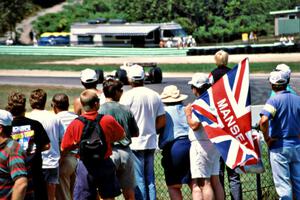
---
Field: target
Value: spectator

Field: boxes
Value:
[0,109,28,199]
[61,89,125,200]
[208,50,231,84]
[74,68,105,115]
[166,39,173,48]
[259,70,300,199]
[6,92,50,200]
[185,73,224,200]
[249,31,254,43]
[100,79,139,200]
[270,64,297,97]
[6,38,13,45]
[177,37,183,49]
[51,93,78,200]
[159,85,192,200]
[209,50,243,200]
[27,88,64,200]
[159,40,165,48]
[120,64,166,200]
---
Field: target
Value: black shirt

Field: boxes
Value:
[11,117,50,166]
[210,66,231,83]
[11,116,50,200]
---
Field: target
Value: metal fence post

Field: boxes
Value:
[256,174,262,199]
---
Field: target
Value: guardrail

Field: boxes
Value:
[0,46,188,57]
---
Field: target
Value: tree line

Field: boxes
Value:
[1,0,299,43]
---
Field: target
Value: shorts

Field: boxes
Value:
[110,146,136,189]
[73,159,121,200]
[42,167,59,184]
[161,137,191,185]
[190,140,220,178]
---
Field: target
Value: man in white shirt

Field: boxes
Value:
[28,89,64,200]
[52,93,78,200]
[120,65,166,200]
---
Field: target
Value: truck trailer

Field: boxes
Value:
[70,21,191,47]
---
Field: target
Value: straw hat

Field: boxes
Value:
[160,85,188,103]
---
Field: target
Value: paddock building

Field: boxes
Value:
[270,6,300,36]
[70,22,188,47]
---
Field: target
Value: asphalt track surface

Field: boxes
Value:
[1,75,299,105]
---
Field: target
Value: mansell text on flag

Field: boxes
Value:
[192,58,260,170]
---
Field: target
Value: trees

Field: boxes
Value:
[0,0,34,40]
[17,0,300,43]
[32,0,124,35]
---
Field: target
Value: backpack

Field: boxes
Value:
[77,114,107,161]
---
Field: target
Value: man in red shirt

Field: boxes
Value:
[61,89,125,200]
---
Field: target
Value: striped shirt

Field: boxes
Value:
[0,139,27,199]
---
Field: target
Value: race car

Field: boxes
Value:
[96,62,163,85]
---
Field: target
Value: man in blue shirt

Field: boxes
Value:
[260,70,300,200]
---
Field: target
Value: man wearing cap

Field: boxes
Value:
[74,68,105,115]
[185,73,224,200]
[0,109,28,199]
[260,70,300,199]
[270,64,297,97]
[120,64,166,200]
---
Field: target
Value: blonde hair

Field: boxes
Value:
[80,89,99,112]
[214,50,228,67]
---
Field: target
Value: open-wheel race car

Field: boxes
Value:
[96,62,163,85]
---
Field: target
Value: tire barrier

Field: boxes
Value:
[187,43,300,56]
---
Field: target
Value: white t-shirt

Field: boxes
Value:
[188,111,210,141]
[28,110,64,168]
[56,111,77,132]
[120,86,165,150]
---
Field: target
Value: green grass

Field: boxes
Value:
[0,55,300,73]
[0,84,82,111]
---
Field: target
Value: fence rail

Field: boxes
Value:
[117,143,277,200]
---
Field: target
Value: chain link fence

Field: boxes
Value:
[117,142,277,200]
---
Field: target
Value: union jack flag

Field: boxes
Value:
[192,58,260,170]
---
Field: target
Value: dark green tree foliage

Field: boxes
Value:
[32,0,123,35]
[0,0,34,37]
[32,0,300,42]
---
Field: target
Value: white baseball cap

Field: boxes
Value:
[269,70,288,85]
[127,64,145,81]
[188,73,209,88]
[275,64,291,77]
[80,68,98,83]
[0,110,13,126]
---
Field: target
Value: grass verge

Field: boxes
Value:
[0,55,299,73]
[0,84,82,111]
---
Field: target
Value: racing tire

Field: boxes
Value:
[116,69,128,85]
[149,67,162,83]
[95,69,104,84]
